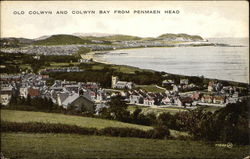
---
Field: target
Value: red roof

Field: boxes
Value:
[28,88,40,97]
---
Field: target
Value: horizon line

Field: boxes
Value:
[1,32,249,40]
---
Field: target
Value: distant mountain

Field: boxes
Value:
[73,33,142,41]
[33,34,95,45]
[157,33,204,42]
[35,35,51,41]
[98,34,142,41]
[0,37,34,47]
[1,33,207,47]
[73,32,115,37]
[1,37,34,44]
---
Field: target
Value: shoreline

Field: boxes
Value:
[86,50,249,85]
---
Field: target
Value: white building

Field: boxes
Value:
[19,87,28,98]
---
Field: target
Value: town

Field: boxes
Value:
[1,71,248,114]
[1,39,215,56]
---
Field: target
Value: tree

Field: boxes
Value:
[131,108,142,121]
[103,96,130,122]
[157,112,175,128]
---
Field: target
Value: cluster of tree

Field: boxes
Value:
[99,96,157,126]
[0,39,20,48]
[8,95,61,112]
[48,69,165,88]
[48,71,113,88]
[157,100,249,144]
[99,96,249,144]
[0,65,20,74]
[2,121,170,139]
[115,71,164,86]
[0,52,79,74]
[189,100,249,144]
[39,55,78,63]
[1,52,24,73]
[4,93,249,144]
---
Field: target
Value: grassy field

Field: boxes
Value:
[1,110,188,138]
[200,106,223,113]
[136,84,166,93]
[111,65,141,74]
[128,106,188,115]
[1,110,150,130]
[89,62,147,74]
[49,62,80,67]
[1,133,249,159]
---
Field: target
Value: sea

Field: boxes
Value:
[95,38,249,84]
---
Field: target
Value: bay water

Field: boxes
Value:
[96,38,249,83]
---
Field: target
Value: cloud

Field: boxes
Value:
[1,1,248,38]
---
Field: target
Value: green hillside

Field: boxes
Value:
[33,34,94,45]
[157,33,203,41]
[2,133,249,159]
[84,34,142,41]
[1,110,150,130]
[1,109,188,137]
[0,38,34,47]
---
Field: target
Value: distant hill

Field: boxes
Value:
[79,34,142,42]
[1,33,206,47]
[73,32,115,37]
[157,33,204,41]
[33,34,95,45]
[35,35,51,41]
[102,34,142,41]
[0,37,34,47]
[81,33,202,42]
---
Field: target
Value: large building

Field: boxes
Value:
[111,76,133,89]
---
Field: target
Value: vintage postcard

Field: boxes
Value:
[0,1,249,159]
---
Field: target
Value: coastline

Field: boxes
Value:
[86,49,249,85]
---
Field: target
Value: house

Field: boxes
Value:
[161,96,174,105]
[19,87,28,98]
[172,84,179,92]
[79,58,91,63]
[33,55,40,60]
[0,86,13,105]
[41,75,49,80]
[57,92,70,106]
[192,91,201,100]
[174,97,182,106]
[180,79,189,85]
[226,97,238,104]
[95,102,109,114]
[129,94,143,104]
[80,55,93,62]
[28,87,41,98]
[201,95,213,103]
[162,79,175,86]
[175,97,193,106]
[69,95,96,113]
[116,81,133,89]
[63,84,80,93]
[62,93,79,109]
[96,89,107,101]
[214,83,223,92]
[213,96,225,104]
[0,75,21,82]
[208,81,215,92]
[143,98,154,106]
